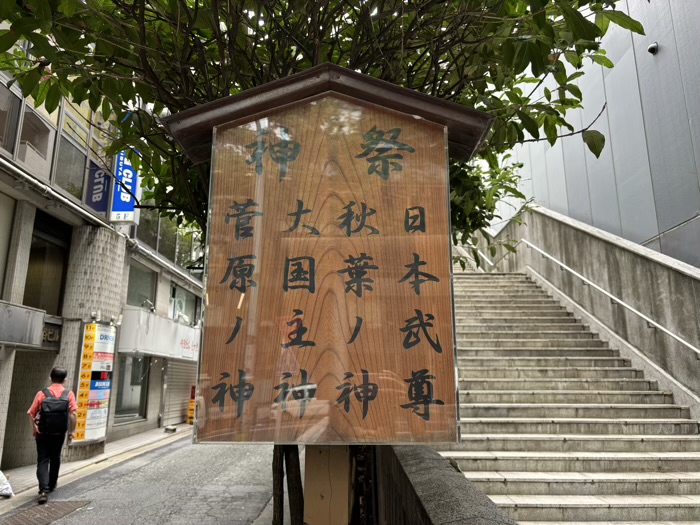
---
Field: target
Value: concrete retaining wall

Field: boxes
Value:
[488,206,700,406]
[377,445,517,525]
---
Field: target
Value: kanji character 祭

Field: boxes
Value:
[401,369,444,421]
[356,126,415,180]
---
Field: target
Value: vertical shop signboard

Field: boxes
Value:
[197,94,457,444]
[73,323,117,442]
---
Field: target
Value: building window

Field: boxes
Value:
[158,217,177,261]
[22,210,71,316]
[0,83,21,155]
[169,283,198,324]
[18,106,55,179]
[115,355,150,419]
[136,201,159,250]
[126,260,157,309]
[55,136,87,200]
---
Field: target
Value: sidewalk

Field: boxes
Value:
[3,424,192,497]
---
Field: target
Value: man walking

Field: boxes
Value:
[27,367,77,504]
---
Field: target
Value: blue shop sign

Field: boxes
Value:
[90,380,112,390]
[86,161,111,214]
[109,151,138,222]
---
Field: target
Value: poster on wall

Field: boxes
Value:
[73,322,117,442]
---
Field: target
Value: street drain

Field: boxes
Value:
[1,501,90,525]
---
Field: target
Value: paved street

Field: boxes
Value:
[2,437,275,525]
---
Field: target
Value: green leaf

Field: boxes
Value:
[564,51,582,68]
[595,12,611,35]
[0,30,18,54]
[29,0,53,31]
[558,2,602,41]
[566,84,582,99]
[45,82,62,113]
[516,110,539,139]
[20,68,42,97]
[582,129,605,158]
[590,54,614,68]
[600,10,645,35]
[59,0,82,17]
[544,115,558,146]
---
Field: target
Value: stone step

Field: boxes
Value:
[459,316,579,324]
[454,291,552,298]
[453,434,700,452]
[459,338,608,348]
[454,282,546,297]
[445,450,700,472]
[519,522,700,525]
[459,403,689,419]
[458,357,629,368]
[459,378,657,391]
[455,310,572,318]
[457,347,618,357]
[459,390,673,404]
[491,495,700,521]
[459,418,699,435]
[457,331,598,340]
[455,298,561,306]
[464,470,700,495]
[453,273,528,279]
[458,367,643,379]
[457,323,587,333]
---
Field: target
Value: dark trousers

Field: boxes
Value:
[36,433,65,493]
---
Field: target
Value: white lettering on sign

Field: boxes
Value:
[117,156,134,203]
[92,169,106,203]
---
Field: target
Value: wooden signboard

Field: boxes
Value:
[198,94,456,443]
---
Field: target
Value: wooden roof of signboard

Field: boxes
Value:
[161,63,494,164]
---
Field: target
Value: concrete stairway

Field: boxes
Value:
[439,272,700,525]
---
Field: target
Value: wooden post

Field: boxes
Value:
[304,445,351,525]
[272,445,285,525]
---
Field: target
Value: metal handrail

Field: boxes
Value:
[521,238,700,359]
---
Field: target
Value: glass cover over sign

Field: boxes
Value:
[199,94,456,443]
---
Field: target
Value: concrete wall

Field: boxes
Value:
[1,350,56,469]
[509,0,700,268]
[377,446,517,525]
[490,207,700,402]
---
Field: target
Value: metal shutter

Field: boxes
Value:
[162,359,197,426]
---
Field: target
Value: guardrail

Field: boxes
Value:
[485,205,700,402]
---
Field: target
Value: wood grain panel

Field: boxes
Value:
[198,94,455,443]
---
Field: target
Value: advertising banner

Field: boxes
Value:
[109,151,138,222]
[73,323,117,442]
[85,160,111,214]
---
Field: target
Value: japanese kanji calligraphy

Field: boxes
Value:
[199,94,456,443]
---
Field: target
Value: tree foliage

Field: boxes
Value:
[0,0,642,237]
